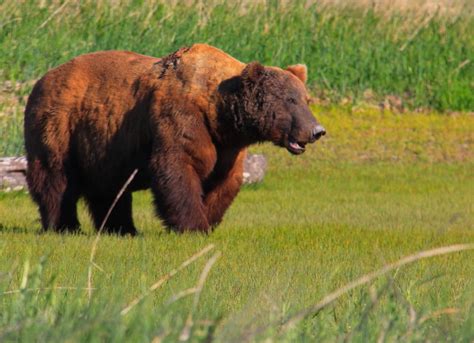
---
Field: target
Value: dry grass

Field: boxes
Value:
[87,168,138,300]
[24,0,473,15]
[314,0,471,16]
[120,244,215,316]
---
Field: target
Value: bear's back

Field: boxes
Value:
[26,45,244,119]
[166,44,245,95]
[26,51,159,114]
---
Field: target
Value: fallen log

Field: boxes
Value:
[0,154,267,192]
[0,156,27,192]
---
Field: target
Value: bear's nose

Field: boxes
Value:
[311,125,326,141]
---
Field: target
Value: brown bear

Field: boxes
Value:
[24,44,325,235]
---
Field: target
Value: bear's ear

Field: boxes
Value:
[242,62,265,83]
[286,64,307,83]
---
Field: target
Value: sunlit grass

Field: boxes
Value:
[1,112,473,340]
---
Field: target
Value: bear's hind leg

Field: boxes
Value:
[85,192,137,236]
[27,159,80,233]
[57,182,81,232]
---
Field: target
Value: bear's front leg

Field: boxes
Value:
[150,154,210,233]
[203,149,246,227]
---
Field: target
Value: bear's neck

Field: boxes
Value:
[211,88,265,149]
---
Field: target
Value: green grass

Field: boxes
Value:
[1,112,473,340]
[1,103,474,158]
[1,0,473,111]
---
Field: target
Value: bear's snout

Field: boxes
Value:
[310,125,326,142]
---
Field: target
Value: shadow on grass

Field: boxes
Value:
[0,223,167,240]
[0,223,33,234]
[241,182,267,191]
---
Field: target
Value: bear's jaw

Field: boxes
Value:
[287,140,306,155]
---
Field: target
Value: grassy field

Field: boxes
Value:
[0,0,473,112]
[1,108,473,341]
[1,0,473,341]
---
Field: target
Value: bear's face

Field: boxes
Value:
[241,62,325,155]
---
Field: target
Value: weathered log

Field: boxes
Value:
[0,154,267,191]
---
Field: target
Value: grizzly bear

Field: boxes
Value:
[24,44,325,235]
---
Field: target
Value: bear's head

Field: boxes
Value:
[226,62,325,154]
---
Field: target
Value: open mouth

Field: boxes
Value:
[287,140,306,155]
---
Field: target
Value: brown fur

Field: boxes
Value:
[24,44,323,234]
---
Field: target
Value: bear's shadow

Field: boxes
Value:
[0,223,33,234]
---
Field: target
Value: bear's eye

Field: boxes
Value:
[287,97,297,104]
